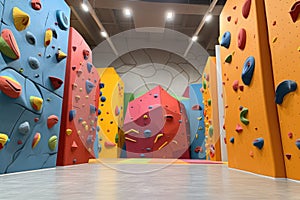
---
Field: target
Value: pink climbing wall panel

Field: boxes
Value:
[57,28,100,166]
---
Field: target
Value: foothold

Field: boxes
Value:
[66,129,72,135]
[47,115,59,129]
[153,94,158,98]
[249,151,254,157]
[154,133,163,143]
[86,80,95,94]
[104,141,116,148]
[25,31,36,45]
[99,83,105,89]
[296,139,300,150]
[225,54,232,63]
[28,57,40,70]
[87,63,93,73]
[83,49,89,60]
[242,56,255,85]
[44,28,53,47]
[56,50,67,62]
[90,104,96,114]
[146,148,152,151]
[208,125,213,137]
[100,96,106,102]
[253,137,264,149]
[31,0,42,10]
[98,109,101,115]
[240,107,249,125]
[220,31,231,48]
[230,137,234,144]
[239,85,244,91]
[235,124,243,133]
[32,132,41,149]
[208,99,211,106]
[0,76,22,98]
[30,96,43,111]
[48,135,57,151]
[56,10,69,30]
[140,154,145,158]
[69,110,76,121]
[125,137,136,143]
[232,80,239,91]
[0,133,9,150]
[0,29,21,59]
[242,0,252,19]
[165,114,174,120]
[285,154,292,160]
[143,114,148,119]
[197,116,203,121]
[75,95,80,101]
[227,16,231,22]
[203,80,207,89]
[192,104,202,110]
[288,132,293,139]
[49,76,63,90]
[272,37,277,43]
[18,121,30,135]
[275,80,297,104]
[13,7,30,31]
[115,106,120,116]
[289,1,300,23]
[179,120,182,123]
[144,129,152,138]
[17,140,22,145]
[238,28,246,50]
[194,146,203,153]
[76,69,83,77]
[71,141,78,151]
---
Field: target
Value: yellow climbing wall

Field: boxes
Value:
[202,57,221,161]
[219,0,285,177]
[97,68,124,158]
[264,0,300,180]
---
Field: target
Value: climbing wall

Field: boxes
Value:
[0,0,70,173]
[96,68,124,158]
[264,0,300,180]
[187,84,206,159]
[123,86,190,158]
[202,57,221,161]
[56,28,100,166]
[219,0,285,177]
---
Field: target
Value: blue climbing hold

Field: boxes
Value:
[96,126,100,132]
[144,129,152,138]
[28,57,40,69]
[220,31,231,49]
[230,137,234,144]
[242,56,255,85]
[86,80,95,94]
[90,104,96,114]
[100,96,106,102]
[253,137,264,149]
[275,80,297,105]
[100,91,102,96]
[69,110,76,121]
[140,154,145,158]
[25,31,36,45]
[100,83,105,89]
[296,139,300,150]
[86,135,93,145]
[148,106,153,109]
[87,62,93,73]
[56,10,69,30]
[98,109,101,115]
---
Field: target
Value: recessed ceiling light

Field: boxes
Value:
[101,31,108,38]
[81,2,89,12]
[205,14,212,22]
[123,8,132,17]
[166,11,174,21]
[192,36,198,42]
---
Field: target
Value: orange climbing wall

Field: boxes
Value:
[219,0,285,177]
[264,0,300,180]
[202,57,221,161]
[97,68,124,158]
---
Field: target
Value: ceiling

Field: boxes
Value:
[66,0,227,56]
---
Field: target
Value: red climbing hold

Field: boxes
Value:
[289,1,300,23]
[235,124,243,133]
[238,28,246,50]
[47,115,59,129]
[285,154,292,160]
[242,0,251,19]
[288,132,293,139]
[104,141,116,148]
[31,0,42,10]
[232,80,239,92]
[49,76,63,90]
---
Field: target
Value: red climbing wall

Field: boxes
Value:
[264,0,300,180]
[219,0,285,177]
[57,28,100,165]
[123,86,190,158]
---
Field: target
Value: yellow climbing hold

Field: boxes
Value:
[30,96,43,111]
[154,133,163,143]
[44,28,53,47]
[125,129,139,135]
[298,46,300,52]
[66,129,72,135]
[272,37,277,43]
[0,133,9,149]
[158,141,168,150]
[85,125,89,131]
[77,130,81,135]
[56,50,67,62]
[125,137,136,143]
[143,115,148,119]
[197,116,203,121]
[195,133,198,139]
[13,7,30,31]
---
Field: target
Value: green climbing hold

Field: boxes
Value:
[208,99,211,106]
[209,125,214,137]
[115,134,119,143]
[240,107,249,125]
[203,80,207,89]
[225,54,232,63]
[48,135,57,151]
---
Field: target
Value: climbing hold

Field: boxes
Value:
[158,141,168,150]
[230,137,234,144]
[13,7,30,31]
[115,106,120,116]
[90,104,96,114]
[194,146,203,153]
[242,0,252,19]
[75,95,80,101]
[140,154,145,158]
[240,107,249,125]
[153,94,158,98]
[249,151,254,157]
[238,28,246,50]
[30,96,43,111]
[220,31,231,48]
[56,50,67,62]
[179,120,182,123]
[0,29,20,60]
[18,121,30,135]
[208,99,211,106]
[197,116,203,121]
[253,137,264,149]
[288,132,293,139]
[285,154,292,160]
[275,80,297,104]
[125,137,136,143]
[272,37,277,43]
[56,10,69,30]
[208,125,213,137]
[0,76,22,98]
[289,1,300,23]
[66,129,72,135]
[146,148,152,151]
[48,135,57,151]
[98,109,101,115]
[49,76,63,90]
[154,133,163,143]
[239,85,244,91]
[44,28,53,47]
[47,115,59,129]
[144,129,152,138]
[76,69,83,77]
[71,141,78,151]
[86,80,95,94]
[32,132,41,149]
[235,124,243,133]
[192,104,202,110]
[100,83,105,89]
[104,141,116,148]
[232,80,239,91]
[143,114,148,119]
[72,83,77,90]
[227,16,231,22]
[87,63,93,73]
[165,114,174,120]
[83,49,89,60]
[296,139,300,150]
[31,0,42,10]
[100,96,106,102]
[69,110,76,121]
[198,126,203,130]
[0,133,9,150]
[25,31,36,45]
[225,54,232,63]
[242,56,255,85]
[28,57,40,69]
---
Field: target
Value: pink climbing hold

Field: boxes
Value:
[235,124,243,133]
[238,28,246,50]
[288,132,293,139]
[232,80,239,92]
[115,106,120,116]
[47,115,59,129]
[242,0,252,19]
[105,141,116,148]
[71,141,78,151]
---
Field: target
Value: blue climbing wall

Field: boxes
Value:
[0,0,70,173]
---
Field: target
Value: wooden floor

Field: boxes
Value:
[0,159,299,199]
